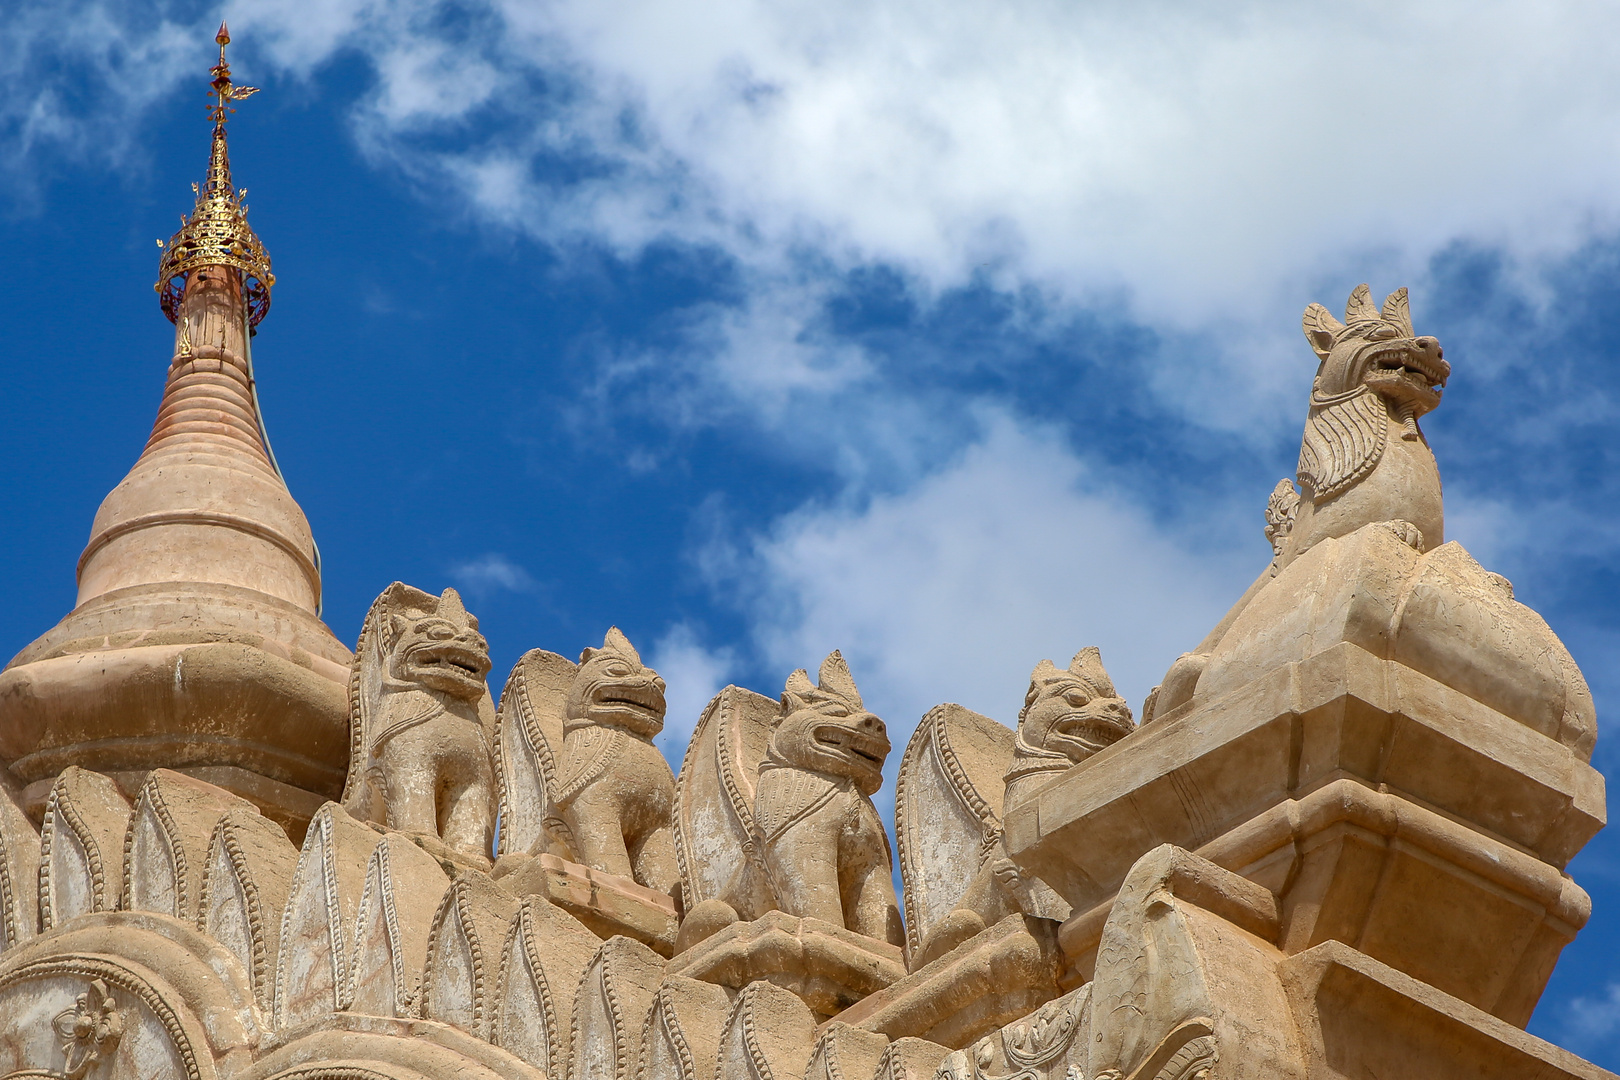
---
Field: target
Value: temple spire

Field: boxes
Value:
[0,26,351,837]
[155,21,274,331]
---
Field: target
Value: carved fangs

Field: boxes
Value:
[815,725,889,767]
[1365,345,1447,393]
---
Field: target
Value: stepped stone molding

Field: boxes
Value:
[834,914,1060,1049]
[668,911,905,1021]
[493,851,679,956]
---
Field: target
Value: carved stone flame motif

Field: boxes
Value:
[51,979,124,1079]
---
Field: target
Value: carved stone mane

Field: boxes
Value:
[1285,284,1450,565]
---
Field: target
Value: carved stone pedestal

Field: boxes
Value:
[1006,642,1603,1024]
[666,911,905,1020]
[493,851,679,956]
[833,913,1060,1049]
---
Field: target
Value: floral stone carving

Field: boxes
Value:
[52,978,124,1079]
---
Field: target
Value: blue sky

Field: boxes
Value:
[3,0,1619,1059]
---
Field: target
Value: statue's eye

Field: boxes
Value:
[604,662,630,676]
[1367,324,1399,341]
[820,705,850,718]
[1065,690,1090,707]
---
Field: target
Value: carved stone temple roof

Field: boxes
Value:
[0,33,1612,1080]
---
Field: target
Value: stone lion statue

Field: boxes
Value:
[1148,285,1450,720]
[342,583,497,862]
[494,627,679,895]
[911,648,1133,967]
[678,651,903,949]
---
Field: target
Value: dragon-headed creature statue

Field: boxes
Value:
[343,583,497,862]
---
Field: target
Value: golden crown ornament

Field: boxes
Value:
[155,22,274,330]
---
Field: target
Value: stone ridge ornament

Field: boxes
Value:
[0,32,1613,1076]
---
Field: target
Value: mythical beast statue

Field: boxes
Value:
[494,627,679,894]
[343,583,498,862]
[1142,285,1594,756]
[676,651,904,950]
[1147,285,1449,720]
[901,648,1134,968]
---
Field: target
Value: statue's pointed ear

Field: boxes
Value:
[1344,283,1378,323]
[1302,303,1343,359]
[578,646,598,665]
[1030,658,1059,685]
[1070,646,1117,698]
[1382,287,1413,336]
[819,650,863,708]
[438,587,472,627]
[603,626,641,666]
[781,668,815,717]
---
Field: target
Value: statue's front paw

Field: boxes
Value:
[1375,519,1424,550]
[674,898,739,953]
[915,908,988,969]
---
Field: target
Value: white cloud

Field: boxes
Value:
[448,551,537,597]
[1556,982,1620,1060]
[282,0,1620,435]
[647,623,736,767]
[15,1,1620,437]
[709,411,1255,769]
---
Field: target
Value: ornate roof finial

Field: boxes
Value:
[155,22,275,330]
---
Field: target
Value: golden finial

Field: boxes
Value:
[155,22,275,331]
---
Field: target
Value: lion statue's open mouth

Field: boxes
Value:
[814,723,890,770]
[1047,703,1136,760]
[400,632,492,700]
[1361,341,1449,414]
[587,678,667,730]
